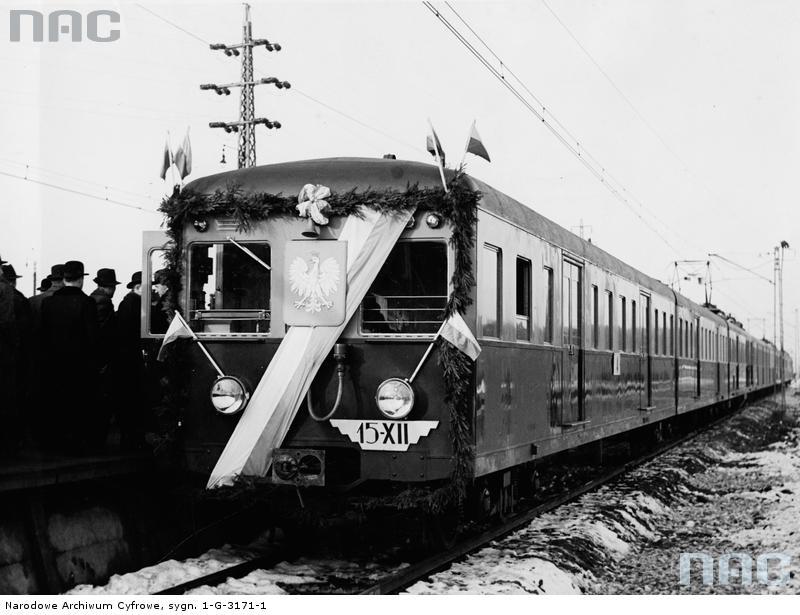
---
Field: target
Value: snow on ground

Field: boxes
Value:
[409,392,800,595]
[70,392,799,595]
[67,547,249,595]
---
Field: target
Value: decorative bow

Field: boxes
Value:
[296,183,332,226]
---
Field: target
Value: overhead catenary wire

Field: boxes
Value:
[426,1,687,256]
[0,169,161,215]
[0,157,152,201]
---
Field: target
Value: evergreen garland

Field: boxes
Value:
[158,173,480,512]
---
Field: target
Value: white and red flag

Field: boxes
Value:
[174,128,192,180]
[426,119,448,192]
[158,135,172,180]
[464,120,491,162]
[438,312,481,360]
[157,310,195,360]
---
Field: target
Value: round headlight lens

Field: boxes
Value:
[210,376,250,415]
[375,378,415,419]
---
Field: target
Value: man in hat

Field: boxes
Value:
[114,271,146,449]
[37,277,52,293]
[150,268,170,334]
[40,260,101,454]
[90,268,120,441]
[29,264,64,321]
[0,263,32,456]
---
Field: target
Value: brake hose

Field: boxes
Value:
[307,343,348,422]
[307,366,345,422]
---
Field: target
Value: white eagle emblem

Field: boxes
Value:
[289,252,341,313]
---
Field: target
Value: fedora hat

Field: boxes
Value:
[126,271,142,289]
[94,268,121,287]
[63,260,88,281]
[1,264,21,279]
[50,264,65,280]
[37,276,52,292]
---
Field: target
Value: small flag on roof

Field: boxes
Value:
[426,121,446,166]
[174,128,192,180]
[465,120,490,162]
[158,134,172,180]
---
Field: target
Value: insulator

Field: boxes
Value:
[273,121,281,129]
[223,88,231,95]
[232,49,240,56]
[224,49,232,56]
[273,43,281,51]
[282,81,291,89]
[265,44,273,52]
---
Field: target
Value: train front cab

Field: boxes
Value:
[140,160,477,491]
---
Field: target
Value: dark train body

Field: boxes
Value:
[141,157,793,510]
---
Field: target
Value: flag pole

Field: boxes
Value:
[459,120,475,171]
[408,320,447,383]
[168,130,177,189]
[427,118,449,193]
[175,311,225,377]
[227,236,271,270]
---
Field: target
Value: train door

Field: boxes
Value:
[695,317,701,396]
[639,293,652,408]
[561,259,583,424]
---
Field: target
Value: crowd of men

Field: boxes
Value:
[0,258,151,458]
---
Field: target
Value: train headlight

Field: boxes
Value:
[210,376,250,415]
[375,378,415,419]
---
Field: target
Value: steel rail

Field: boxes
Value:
[357,402,749,595]
[153,392,777,596]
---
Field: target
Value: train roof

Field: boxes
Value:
[185,156,743,334]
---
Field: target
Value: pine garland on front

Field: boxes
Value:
[157,173,480,512]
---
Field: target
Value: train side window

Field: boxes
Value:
[631,299,637,352]
[663,312,667,355]
[621,296,627,352]
[679,319,683,356]
[543,266,554,343]
[188,242,271,334]
[515,257,531,341]
[606,290,613,350]
[654,309,659,354]
[670,315,674,355]
[362,240,447,335]
[480,244,502,338]
[591,285,599,348]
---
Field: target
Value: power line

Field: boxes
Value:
[136,3,210,45]
[292,89,427,156]
[0,157,151,201]
[136,4,428,163]
[0,170,160,215]
[424,1,682,255]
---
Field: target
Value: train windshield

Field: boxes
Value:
[188,241,271,334]
[361,240,447,335]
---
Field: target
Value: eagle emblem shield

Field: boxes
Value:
[284,240,347,326]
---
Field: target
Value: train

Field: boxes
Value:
[141,156,793,519]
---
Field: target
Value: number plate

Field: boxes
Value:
[329,419,439,451]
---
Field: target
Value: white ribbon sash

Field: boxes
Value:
[207,207,415,488]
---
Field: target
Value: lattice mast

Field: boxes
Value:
[201,3,290,168]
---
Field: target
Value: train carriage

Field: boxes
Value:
[141,156,792,514]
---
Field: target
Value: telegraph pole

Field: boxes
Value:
[779,240,789,410]
[201,4,290,168]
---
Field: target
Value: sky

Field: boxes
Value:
[0,0,798,357]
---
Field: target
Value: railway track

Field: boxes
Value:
[153,401,752,596]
